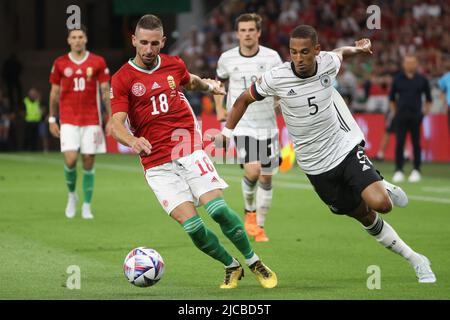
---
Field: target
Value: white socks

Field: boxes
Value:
[241,177,257,212]
[256,182,273,227]
[364,213,422,266]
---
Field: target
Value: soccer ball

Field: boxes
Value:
[123,247,165,287]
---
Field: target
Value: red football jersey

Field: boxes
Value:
[49,51,110,125]
[111,54,203,170]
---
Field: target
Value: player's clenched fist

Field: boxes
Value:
[131,137,152,155]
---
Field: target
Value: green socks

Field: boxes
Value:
[205,197,254,259]
[64,165,95,204]
[182,215,233,266]
[82,169,95,204]
[64,165,77,193]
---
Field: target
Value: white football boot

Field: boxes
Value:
[82,203,94,219]
[414,254,436,283]
[383,179,408,208]
[65,192,78,218]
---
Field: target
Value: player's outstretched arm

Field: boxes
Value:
[48,84,61,138]
[111,112,151,155]
[184,73,226,95]
[332,38,373,61]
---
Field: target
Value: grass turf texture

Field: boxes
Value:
[0,152,449,300]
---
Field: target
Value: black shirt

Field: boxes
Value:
[389,72,432,114]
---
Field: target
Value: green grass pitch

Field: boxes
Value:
[0,152,449,300]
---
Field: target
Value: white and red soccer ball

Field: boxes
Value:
[123,247,165,287]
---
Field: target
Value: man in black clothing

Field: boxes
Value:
[390,55,432,183]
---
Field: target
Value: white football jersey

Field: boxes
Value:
[217,45,282,139]
[253,51,364,175]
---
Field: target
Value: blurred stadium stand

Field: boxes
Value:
[0,0,449,153]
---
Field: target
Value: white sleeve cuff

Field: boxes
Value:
[221,127,233,139]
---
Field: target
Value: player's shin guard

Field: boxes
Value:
[205,197,255,260]
[64,165,77,192]
[256,181,273,227]
[242,176,257,212]
[82,168,95,204]
[364,212,421,266]
[182,215,233,266]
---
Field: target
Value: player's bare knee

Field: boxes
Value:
[372,196,392,213]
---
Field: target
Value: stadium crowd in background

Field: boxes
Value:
[0,0,449,152]
[173,0,450,114]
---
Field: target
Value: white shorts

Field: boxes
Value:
[60,124,106,154]
[145,150,229,214]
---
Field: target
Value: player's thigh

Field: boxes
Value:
[307,171,361,215]
[145,163,194,215]
[177,150,228,204]
[60,124,81,153]
[80,125,106,155]
[259,133,280,176]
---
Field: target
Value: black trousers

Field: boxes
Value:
[24,122,39,151]
[395,112,422,171]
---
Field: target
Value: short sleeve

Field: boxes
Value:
[273,53,283,68]
[216,55,228,80]
[111,74,129,114]
[326,51,342,74]
[97,57,110,83]
[252,70,276,100]
[49,60,61,85]
[175,56,190,86]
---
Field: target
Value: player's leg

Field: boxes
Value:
[60,124,82,218]
[200,189,277,288]
[80,154,95,219]
[254,135,279,242]
[183,150,277,288]
[242,162,259,236]
[393,115,407,182]
[79,125,107,219]
[63,150,79,218]
[408,115,422,182]
[146,161,242,288]
[347,200,436,283]
[235,135,259,236]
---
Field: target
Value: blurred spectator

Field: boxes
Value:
[23,88,42,151]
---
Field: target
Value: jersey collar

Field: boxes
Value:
[128,55,161,74]
[291,61,318,79]
[239,46,260,58]
[68,51,90,65]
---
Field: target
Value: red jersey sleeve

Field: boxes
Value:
[97,57,110,83]
[175,56,190,86]
[49,60,61,85]
[111,74,129,114]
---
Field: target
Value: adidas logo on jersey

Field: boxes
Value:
[287,89,297,96]
[75,69,83,75]
[362,164,371,172]
[151,82,161,90]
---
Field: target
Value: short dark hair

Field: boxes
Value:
[290,25,318,45]
[235,13,262,31]
[135,14,163,33]
[68,24,88,37]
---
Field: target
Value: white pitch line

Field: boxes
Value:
[1,154,449,205]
